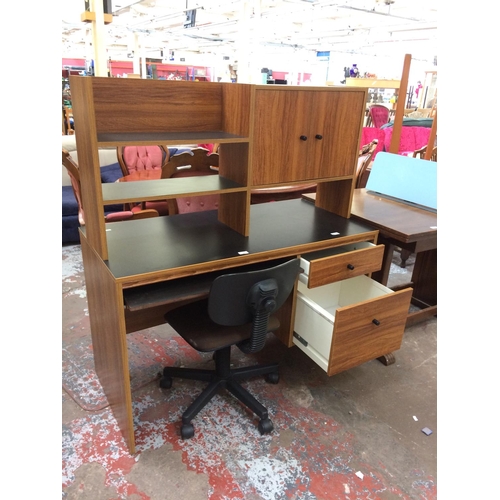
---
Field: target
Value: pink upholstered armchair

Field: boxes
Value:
[368,105,390,128]
[117,145,170,176]
[117,145,171,215]
[62,149,159,225]
[161,147,220,214]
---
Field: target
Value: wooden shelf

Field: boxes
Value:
[102,176,245,205]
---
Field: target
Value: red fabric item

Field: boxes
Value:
[382,127,431,156]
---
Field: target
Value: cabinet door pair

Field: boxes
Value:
[252,90,365,185]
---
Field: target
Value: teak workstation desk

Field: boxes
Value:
[70,77,412,453]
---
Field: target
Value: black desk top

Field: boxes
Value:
[100,199,377,286]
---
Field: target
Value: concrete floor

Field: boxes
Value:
[62,243,436,499]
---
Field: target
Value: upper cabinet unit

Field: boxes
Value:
[251,87,366,185]
[70,77,367,259]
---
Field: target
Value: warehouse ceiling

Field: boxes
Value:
[62,0,437,65]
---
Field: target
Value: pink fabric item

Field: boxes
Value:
[104,211,134,222]
[122,146,164,172]
[382,127,431,156]
[176,195,219,213]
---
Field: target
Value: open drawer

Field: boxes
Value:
[299,242,384,288]
[293,275,412,376]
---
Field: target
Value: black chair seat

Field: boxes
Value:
[166,299,280,352]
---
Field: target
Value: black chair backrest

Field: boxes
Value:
[208,259,301,353]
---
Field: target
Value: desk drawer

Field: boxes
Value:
[293,275,412,376]
[300,243,384,288]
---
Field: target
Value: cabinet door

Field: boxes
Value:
[251,89,313,185]
[309,91,365,179]
[251,89,365,185]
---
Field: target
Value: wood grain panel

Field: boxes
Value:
[251,88,366,186]
[315,179,355,218]
[306,244,384,288]
[270,288,297,348]
[80,234,135,452]
[327,288,412,376]
[313,91,366,178]
[219,142,249,186]
[70,76,109,258]
[251,89,312,185]
[86,77,224,134]
[221,82,252,136]
[218,191,250,236]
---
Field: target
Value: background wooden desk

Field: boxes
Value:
[351,189,436,326]
[304,190,437,326]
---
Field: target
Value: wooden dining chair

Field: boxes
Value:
[161,147,220,214]
[412,145,437,162]
[355,139,378,189]
[63,107,74,135]
[62,149,159,225]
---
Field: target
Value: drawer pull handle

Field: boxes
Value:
[372,319,381,326]
[315,134,323,140]
[300,135,308,141]
[347,264,355,270]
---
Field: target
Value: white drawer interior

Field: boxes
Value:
[298,274,392,314]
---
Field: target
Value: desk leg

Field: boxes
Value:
[411,248,437,306]
[405,248,437,327]
[80,236,136,454]
[371,236,395,286]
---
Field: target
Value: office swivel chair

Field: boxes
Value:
[161,258,301,439]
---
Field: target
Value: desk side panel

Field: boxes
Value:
[80,233,135,453]
[315,180,354,218]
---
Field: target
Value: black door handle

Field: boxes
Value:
[300,135,308,141]
[372,319,380,326]
[347,264,355,270]
[315,134,323,140]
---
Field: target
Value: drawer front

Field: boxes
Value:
[305,244,384,288]
[328,288,412,376]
